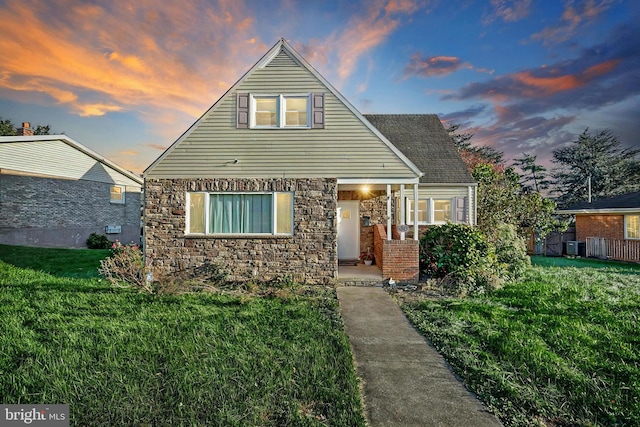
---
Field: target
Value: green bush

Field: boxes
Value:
[419,223,503,296]
[86,233,112,249]
[488,223,531,279]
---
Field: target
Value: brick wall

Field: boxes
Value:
[373,224,419,282]
[576,214,624,241]
[0,174,141,247]
[144,178,338,284]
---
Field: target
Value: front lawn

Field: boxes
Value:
[403,256,640,426]
[0,245,366,426]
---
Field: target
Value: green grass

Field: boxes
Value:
[403,256,640,426]
[0,245,365,426]
[0,244,109,278]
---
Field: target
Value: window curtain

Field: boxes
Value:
[209,194,272,233]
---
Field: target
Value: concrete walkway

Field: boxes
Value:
[337,287,502,427]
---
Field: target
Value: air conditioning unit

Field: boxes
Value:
[105,225,122,234]
[566,240,578,256]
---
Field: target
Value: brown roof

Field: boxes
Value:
[364,114,475,185]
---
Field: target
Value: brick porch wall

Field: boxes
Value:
[144,178,337,285]
[576,215,624,241]
[373,224,419,282]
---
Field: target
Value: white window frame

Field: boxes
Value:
[405,197,454,225]
[625,214,640,240]
[110,185,125,204]
[250,94,311,129]
[186,192,294,236]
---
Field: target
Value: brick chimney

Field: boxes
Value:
[17,122,34,136]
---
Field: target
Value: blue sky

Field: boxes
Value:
[0,0,638,173]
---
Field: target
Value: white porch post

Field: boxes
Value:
[413,184,419,240]
[386,184,392,240]
[399,184,405,241]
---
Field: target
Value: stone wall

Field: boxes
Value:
[0,174,141,247]
[144,178,338,284]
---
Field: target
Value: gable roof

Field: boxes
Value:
[144,39,422,181]
[0,135,142,186]
[557,191,640,214]
[364,114,475,185]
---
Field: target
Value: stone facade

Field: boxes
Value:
[0,174,141,248]
[144,178,338,284]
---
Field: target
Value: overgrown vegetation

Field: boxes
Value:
[85,232,112,249]
[403,256,640,426]
[0,245,366,426]
[419,223,532,296]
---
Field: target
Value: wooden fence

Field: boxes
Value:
[586,237,640,262]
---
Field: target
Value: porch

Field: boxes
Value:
[337,182,421,283]
[586,237,640,262]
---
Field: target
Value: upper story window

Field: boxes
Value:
[110,185,125,204]
[237,92,324,129]
[251,94,309,128]
[626,215,640,239]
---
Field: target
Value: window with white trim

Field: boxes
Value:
[251,94,309,128]
[187,192,294,235]
[110,185,125,204]
[406,198,454,224]
[626,215,640,239]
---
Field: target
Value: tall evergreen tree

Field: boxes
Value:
[513,152,550,194]
[551,129,640,207]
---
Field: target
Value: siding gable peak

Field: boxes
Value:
[144,39,423,180]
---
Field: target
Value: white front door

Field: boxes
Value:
[337,200,359,259]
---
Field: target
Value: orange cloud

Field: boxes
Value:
[513,58,620,95]
[333,0,426,80]
[513,72,581,94]
[531,0,615,45]
[0,0,265,123]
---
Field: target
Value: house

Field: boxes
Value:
[0,130,143,248]
[143,39,476,284]
[557,191,640,262]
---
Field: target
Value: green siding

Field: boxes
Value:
[147,49,418,180]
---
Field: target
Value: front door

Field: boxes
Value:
[337,200,359,259]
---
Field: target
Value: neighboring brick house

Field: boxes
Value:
[0,132,143,248]
[557,191,640,261]
[143,39,475,284]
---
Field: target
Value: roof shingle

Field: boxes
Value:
[364,114,475,184]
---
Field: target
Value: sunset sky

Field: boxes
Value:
[0,0,638,174]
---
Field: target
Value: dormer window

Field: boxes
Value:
[237,92,324,129]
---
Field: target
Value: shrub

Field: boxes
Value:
[488,223,530,279]
[86,233,111,249]
[99,240,149,293]
[419,223,503,296]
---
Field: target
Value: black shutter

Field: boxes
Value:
[237,93,249,128]
[311,93,324,128]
